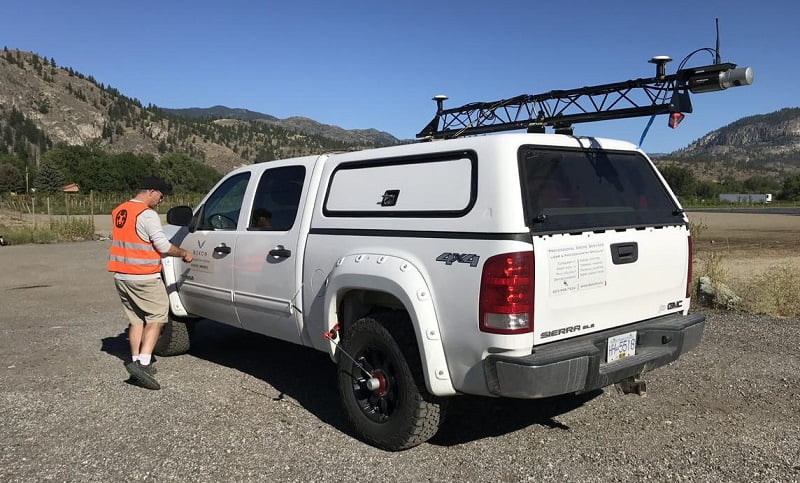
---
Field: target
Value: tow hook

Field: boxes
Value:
[615,375,647,396]
[323,325,381,390]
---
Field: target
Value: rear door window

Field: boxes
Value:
[248,165,305,231]
[518,146,681,234]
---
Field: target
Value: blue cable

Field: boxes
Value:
[637,114,656,149]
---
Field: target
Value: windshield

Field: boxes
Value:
[518,146,682,234]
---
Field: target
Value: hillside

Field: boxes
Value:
[659,108,800,179]
[0,49,402,174]
[162,106,401,146]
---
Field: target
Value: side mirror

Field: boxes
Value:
[167,206,194,226]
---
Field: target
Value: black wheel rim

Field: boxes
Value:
[349,346,399,423]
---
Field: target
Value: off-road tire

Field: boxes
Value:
[336,311,448,451]
[153,314,192,356]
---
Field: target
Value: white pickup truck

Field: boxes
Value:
[158,133,704,450]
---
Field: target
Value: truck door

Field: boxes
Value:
[177,172,251,326]
[233,165,306,344]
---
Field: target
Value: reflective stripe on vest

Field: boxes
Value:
[108,201,163,275]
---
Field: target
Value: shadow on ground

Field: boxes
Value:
[101,319,602,447]
[101,330,130,363]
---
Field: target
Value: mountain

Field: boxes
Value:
[162,105,279,122]
[661,108,800,179]
[0,49,402,173]
[162,106,400,146]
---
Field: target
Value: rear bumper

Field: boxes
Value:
[483,312,705,399]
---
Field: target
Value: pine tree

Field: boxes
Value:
[33,161,66,193]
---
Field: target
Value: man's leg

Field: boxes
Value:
[139,321,164,357]
[128,323,144,358]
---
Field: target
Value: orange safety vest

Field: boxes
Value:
[108,201,163,275]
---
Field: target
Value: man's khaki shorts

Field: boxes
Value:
[114,278,169,325]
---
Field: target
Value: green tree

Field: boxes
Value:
[719,177,744,193]
[0,162,22,193]
[694,180,719,201]
[33,161,66,193]
[779,174,800,201]
[659,165,697,197]
[159,152,220,193]
[742,175,780,193]
[109,152,158,192]
[44,146,109,191]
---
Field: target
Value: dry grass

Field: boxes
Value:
[0,216,95,244]
[735,263,800,317]
[689,211,800,318]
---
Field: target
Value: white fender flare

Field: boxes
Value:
[162,255,189,317]
[324,253,456,397]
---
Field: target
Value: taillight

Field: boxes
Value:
[479,251,534,334]
[686,235,693,298]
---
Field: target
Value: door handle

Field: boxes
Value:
[611,242,638,264]
[214,244,231,255]
[269,245,292,259]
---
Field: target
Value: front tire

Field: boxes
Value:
[336,312,447,451]
[153,314,192,356]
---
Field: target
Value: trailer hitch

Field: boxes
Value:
[615,375,648,396]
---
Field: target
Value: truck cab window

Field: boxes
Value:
[196,172,251,231]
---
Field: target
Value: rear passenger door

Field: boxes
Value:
[234,164,306,344]
[177,172,250,326]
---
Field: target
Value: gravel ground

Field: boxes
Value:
[0,241,798,482]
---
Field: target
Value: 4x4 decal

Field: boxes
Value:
[436,252,480,267]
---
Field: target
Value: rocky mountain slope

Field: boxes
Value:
[663,108,800,178]
[0,49,401,173]
[163,106,401,147]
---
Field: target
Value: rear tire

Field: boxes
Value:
[336,312,447,451]
[153,314,192,356]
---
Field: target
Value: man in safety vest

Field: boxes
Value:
[108,176,193,390]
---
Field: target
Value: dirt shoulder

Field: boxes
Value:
[687,211,800,283]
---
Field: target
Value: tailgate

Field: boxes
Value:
[516,144,690,346]
[532,226,690,345]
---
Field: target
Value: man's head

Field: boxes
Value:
[252,208,272,229]
[137,176,173,208]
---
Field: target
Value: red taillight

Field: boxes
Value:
[479,251,534,334]
[686,235,693,298]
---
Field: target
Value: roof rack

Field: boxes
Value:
[417,57,753,140]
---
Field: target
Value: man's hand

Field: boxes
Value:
[182,250,193,263]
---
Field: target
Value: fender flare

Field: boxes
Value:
[323,253,456,397]
[162,255,189,317]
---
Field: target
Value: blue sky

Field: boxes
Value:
[1,1,797,154]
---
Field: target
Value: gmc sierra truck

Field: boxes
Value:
[156,55,752,450]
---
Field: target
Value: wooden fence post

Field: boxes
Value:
[90,190,95,233]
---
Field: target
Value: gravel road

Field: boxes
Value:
[1,241,798,482]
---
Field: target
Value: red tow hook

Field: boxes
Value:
[322,324,378,389]
[322,324,341,341]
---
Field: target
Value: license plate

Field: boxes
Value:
[607,331,637,363]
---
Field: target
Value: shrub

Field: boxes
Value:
[737,263,800,318]
[0,216,95,244]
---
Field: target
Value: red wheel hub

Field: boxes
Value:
[371,370,388,397]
